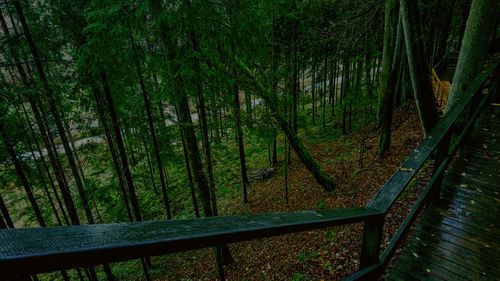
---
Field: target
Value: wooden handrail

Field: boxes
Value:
[0,207,379,277]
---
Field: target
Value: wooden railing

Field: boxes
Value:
[432,68,451,110]
[1,54,499,281]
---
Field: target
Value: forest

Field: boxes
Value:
[1,0,499,280]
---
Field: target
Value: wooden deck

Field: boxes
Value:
[387,104,500,281]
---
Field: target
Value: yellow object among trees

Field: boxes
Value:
[432,69,451,112]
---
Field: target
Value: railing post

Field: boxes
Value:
[432,129,452,200]
[359,214,384,269]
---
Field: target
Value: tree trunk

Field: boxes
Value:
[26,130,62,225]
[188,19,234,262]
[0,211,6,229]
[312,58,317,125]
[14,1,95,224]
[0,6,80,226]
[128,20,171,219]
[21,102,68,225]
[1,124,46,226]
[174,103,201,218]
[322,53,328,127]
[0,191,14,228]
[292,24,298,132]
[186,23,222,217]
[341,59,350,134]
[233,83,250,203]
[272,128,278,166]
[400,0,439,136]
[272,26,279,167]
[92,85,133,222]
[237,59,336,191]
[444,0,498,114]
[175,92,213,217]
[142,138,159,195]
[434,0,454,63]
[330,57,336,118]
[378,0,399,157]
[101,72,142,222]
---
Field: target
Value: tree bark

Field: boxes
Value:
[233,82,250,203]
[322,53,328,128]
[174,103,201,218]
[444,0,499,114]
[0,211,6,229]
[312,58,317,125]
[400,0,439,136]
[378,0,400,157]
[0,191,14,228]
[142,138,159,195]
[175,92,213,218]
[292,22,298,132]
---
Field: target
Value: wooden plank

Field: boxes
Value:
[438,191,500,213]
[388,103,500,280]
[410,228,497,268]
[403,243,479,281]
[0,207,378,275]
[435,197,500,222]
[396,253,461,281]
[439,188,500,209]
[427,207,500,236]
[419,219,500,255]
[369,54,500,213]
[449,163,500,176]
[444,172,500,189]
[380,158,450,267]
[387,266,422,281]
[421,214,500,248]
[407,238,500,278]
[442,182,500,200]
[433,201,500,227]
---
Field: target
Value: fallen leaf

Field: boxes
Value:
[400,167,415,172]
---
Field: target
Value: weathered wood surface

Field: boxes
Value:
[0,207,378,275]
[387,105,500,280]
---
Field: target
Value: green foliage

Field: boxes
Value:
[0,0,399,279]
[323,229,338,242]
[316,200,326,210]
[291,272,308,281]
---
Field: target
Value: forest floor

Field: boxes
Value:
[144,102,433,281]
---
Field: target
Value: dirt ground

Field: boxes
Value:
[155,102,430,281]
